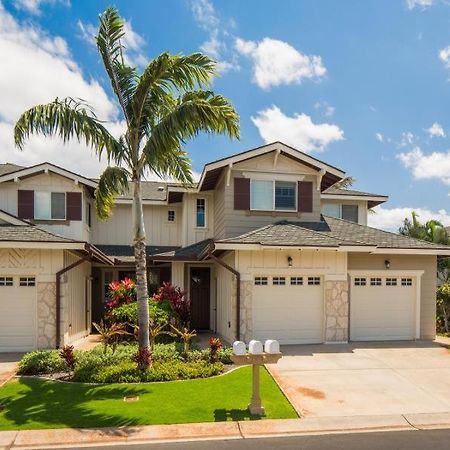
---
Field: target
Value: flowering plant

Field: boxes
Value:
[153,282,191,326]
[106,277,136,309]
[209,337,222,363]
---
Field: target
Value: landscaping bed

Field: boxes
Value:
[0,366,297,430]
[17,342,233,383]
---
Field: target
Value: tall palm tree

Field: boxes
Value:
[14,7,239,368]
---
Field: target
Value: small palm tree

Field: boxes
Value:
[14,7,239,368]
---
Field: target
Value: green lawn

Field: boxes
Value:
[0,367,297,430]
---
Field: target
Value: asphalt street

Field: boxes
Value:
[56,428,450,450]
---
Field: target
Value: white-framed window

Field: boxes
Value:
[196,198,206,227]
[386,278,397,286]
[168,210,175,222]
[290,276,303,285]
[321,203,359,223]
[354,277,366,286]
[0,277,13,286]
[254,276,268,286]
[35,191,66,220]
[308,277,321,286]
[19,277,35,287]
[401,278,413,286]
[370,277,382,286]
[272,276,286,286]
[250,180,297,211]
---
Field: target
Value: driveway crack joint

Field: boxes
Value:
[402,414,420,431]
[237,421,245,439]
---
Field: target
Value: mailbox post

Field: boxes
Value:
[231,340,282,415]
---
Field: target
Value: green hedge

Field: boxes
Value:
[17,350,67,375]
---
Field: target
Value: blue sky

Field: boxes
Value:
[1,0,450,229]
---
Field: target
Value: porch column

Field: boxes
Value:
[171,262,185,289]
[324,278,349,343]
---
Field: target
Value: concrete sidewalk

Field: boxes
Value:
[1,413,450,449]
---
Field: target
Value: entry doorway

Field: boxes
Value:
[190,267,211,330]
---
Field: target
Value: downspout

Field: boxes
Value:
[55,248,91,349]
[208,252,241,341]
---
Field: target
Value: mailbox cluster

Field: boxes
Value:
[232,339,280,355]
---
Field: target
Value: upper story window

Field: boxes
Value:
[196,199,206,227]
[251,180,296,211]
[35,191,65,220]
[168,210,175,222]
[321,203,359,223]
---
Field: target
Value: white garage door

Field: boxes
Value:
[0,276,37,352]
[350,276,416,341]
[252,275,323,344]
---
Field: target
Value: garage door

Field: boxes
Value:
[252,275,323,344]
[0,276,36,352]
[350,276,416,341]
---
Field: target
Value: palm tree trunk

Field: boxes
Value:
[132,176,150,367]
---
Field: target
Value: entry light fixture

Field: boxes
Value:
[385,259,390,269]
[287,256,293,267]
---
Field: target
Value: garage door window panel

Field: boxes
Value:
[254,276,268,286]
[0,277,13,286]
[290,277,303,285]
[20,277,36,287]
[272,277,286,286]
[386,278,397,286]
[401,278,413,286]
[354,277,366,286]
[308,277,321,285]
[370,278,382,286]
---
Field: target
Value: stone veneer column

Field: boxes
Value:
[37,282,57,349]
[325,280,349,342]
[239,280,253,343]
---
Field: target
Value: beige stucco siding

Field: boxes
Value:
[215,252,235,343]
[213,173,226,240]
[61,251,91,345]
[0,173,90,241]
[348,253,437,339]
[218,154,322,239]
[91,203,182,246]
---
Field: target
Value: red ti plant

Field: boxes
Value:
[60,345,75,371]
[133,346,152,370]
[153,282,191,326]
[209,336,222,363]
[106,277,136,309]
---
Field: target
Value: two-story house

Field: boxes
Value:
[1,141,449,352]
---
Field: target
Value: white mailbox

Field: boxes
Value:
[232,341,247,355]
[264,339,280,354]
[248,340,263,354]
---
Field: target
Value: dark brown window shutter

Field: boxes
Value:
[66,192,82,221]
[234,178,250,210]
[17,190,34,219]
[298,181,313,213]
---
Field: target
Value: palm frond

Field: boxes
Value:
[330,176,356,190]
[95,166,130,220]
[14,97,123,160]
[96,6,137,122]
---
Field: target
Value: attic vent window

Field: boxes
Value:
[168,210,175,222]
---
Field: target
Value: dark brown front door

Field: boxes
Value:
[190,267,210,330]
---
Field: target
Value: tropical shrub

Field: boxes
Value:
[209,336,222,363]
[60,345,75,371]
[154,282,191,326]
[18,350,66,375]
[171,325,197,356]
[106,277,136,309]
[93,320,131,354]
[110,298,173,326]
[437,283,450,334]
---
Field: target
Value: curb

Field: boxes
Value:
[2,413,450,449]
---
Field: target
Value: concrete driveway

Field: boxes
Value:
[0,353,22,386]
[267,341,450,417]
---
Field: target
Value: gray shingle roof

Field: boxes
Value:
[323,187,388,198]
[0,163,24,177]
[153,239,213,260]
[96,244,180,261]
[217,216,450,251]
[0,225,77,242]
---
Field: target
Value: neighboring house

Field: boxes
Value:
[1,141,449,352]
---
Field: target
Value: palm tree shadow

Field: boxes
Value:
[213,408,262,422]
[0,378,150,430]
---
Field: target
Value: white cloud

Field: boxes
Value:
[375,132,384,143]
[0,2,122,176]
[369,206,450,231]
[251,105,344,153]
[235,37,326,90]
[406,0,434,10]
[77,19,147,68]
[439,45,450,69]
[426,122,446,138]
[191,0,239,74]
[397,147,450,184]
[398,131,415,147]
[13,0,68,15]
[314,101,335,117]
